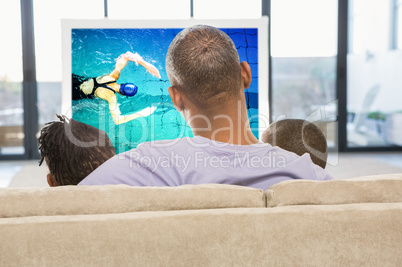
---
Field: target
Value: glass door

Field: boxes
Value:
[0,1,25,156]
[347,0,402,148]
[270,0,339,149]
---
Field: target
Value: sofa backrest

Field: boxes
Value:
[0,184,265,218]
[266,173,402,207]
[2,173,402,218]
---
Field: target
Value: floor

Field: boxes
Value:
[0,152,401,187]
[325,151,402,179]
[0,160,48,187]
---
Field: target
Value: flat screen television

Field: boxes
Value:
[61,18,269,153]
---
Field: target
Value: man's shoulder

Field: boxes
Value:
[137,137,193,148]
[132,137,302,158]
[130,137,197,155]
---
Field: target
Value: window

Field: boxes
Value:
[108,0,190,19]
[193,0,261,19]
[347,0,402,147]
[0,1,24,155]
[270,0,338,148]
[33,0,104,127]
[397,0,402,49]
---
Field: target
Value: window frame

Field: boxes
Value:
[0,0,38,160]
[396,0,402,49]
[2,0,401,161]
[338,0,402,151]
[267,0,402,152]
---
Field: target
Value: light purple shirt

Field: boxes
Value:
[79,136,333,190]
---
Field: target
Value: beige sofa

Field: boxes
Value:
[1,173,402,266]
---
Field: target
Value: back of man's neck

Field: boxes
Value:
[192,117,260,145]
[194,132,259,145]
[188,96,259,145]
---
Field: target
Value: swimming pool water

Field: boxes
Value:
[72,28,259,153]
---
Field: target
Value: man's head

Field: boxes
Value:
[38,115,116,186]
[166,25,249,110]
[261,119,328,169]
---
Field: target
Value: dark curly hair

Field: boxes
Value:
[38,115,116,185]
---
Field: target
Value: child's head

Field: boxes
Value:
[38,115,116,186]
[261,119,328,169]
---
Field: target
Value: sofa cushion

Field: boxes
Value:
[0,184,265,218]
[2,203,402,266]
[266,173,402,207]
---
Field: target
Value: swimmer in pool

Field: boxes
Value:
[72,51,161,125]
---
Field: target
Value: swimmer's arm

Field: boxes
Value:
[96,76,157,124]
[109,56,130,80]
[102,93,157,125]
[110,106,157,125]
[122,51,161,78]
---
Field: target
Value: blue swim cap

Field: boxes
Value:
[120,83,138,97]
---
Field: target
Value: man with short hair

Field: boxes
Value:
[79,25,333,189]
[38,115,116,186]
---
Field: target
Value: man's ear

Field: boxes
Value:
[240,61,252,89]
[47,173,57,187]
[168,86,184,111]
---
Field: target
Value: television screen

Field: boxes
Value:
[62,18,269,153]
